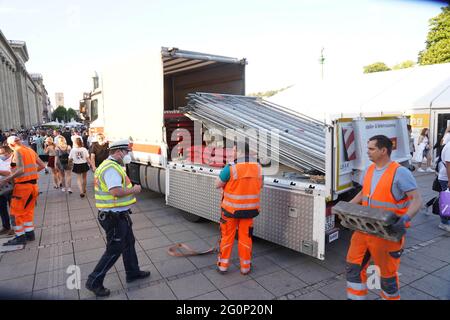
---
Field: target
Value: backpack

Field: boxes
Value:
[59,150,69,165]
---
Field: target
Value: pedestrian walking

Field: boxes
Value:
[62,127,73,148]
[0,136,46,246]
[44,137,61,189]
[86,139,149,297]
[55,136,73,193]
[0,145,15,237]
[35,131,48,174]
[415,128,434,172]
[215,142,263,275]
[436,142,450,232]
[90,133,109,171]
[346,135,422,300]
[69,137,93,198]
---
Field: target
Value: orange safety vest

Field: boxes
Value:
[14,146,39,184]
[221,161,262,219]
[361,161,412,227]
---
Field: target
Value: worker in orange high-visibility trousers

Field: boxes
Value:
[0,136,46,246]
[215,141,263,276]
[346,135,422,300]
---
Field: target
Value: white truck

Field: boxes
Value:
[85,47,411,260]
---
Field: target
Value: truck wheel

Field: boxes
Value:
[180,211,204,223]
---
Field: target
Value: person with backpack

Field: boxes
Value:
[435,142,450,232]
[56,136,73,193]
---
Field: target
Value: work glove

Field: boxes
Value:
[387,215,411,238]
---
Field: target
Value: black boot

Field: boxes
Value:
[3,235,26,246]
[25,231,35,241]
[85,280,111,297]
[126,270,151,283]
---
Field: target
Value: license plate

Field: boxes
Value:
[325,215,335,232]
[328,230,339,243]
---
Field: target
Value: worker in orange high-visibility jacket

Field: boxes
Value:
[215,142,263,275]
[346,135,422,300]
[0,136,46,246]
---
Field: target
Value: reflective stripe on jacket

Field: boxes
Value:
[221,162,262,218]
[94,159,136,209]
[361,162,412,227]
[14,146,39,183]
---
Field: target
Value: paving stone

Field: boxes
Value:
[0,248,39,265]
[221,280,275,300]
[73,237,105,253]
[241,256,282,278]
[131,220,155,231]
[127,282,176,300]
[165,230,201,243]
[71,227,101,240]
[33,285,79,300]
[168,273,216,300]
[146,247,180,263]
[33,269,68,291]
[203,264,246,289]
[189,290,227,300]
[401,252,448,273]
[432,265,450,282]
[0,259,36,281]
[70,219,98,232]
[139,235,173,251]
[40,230,72,245]
[293,290,331,300]
[187,253,217,269]
[150,215,185,227]
[158,223,190,235]
[265,248,310,269]
[398,263,428,285]
[409,275,450,300]
[154,258,197,278]
[400,285,438,300]
[255,270,307,297]
[251,238,278,255]
[286,260,337,285]
[74,247,105,265]
[407,228,442,242]
[0,275,34,296]
[133,227,164,241]
[117,264,162,289]
[68,201,93,210]
[414,245,450,263]
[186,222,220,238]
[70,212,96,223]
[36,253,75,273]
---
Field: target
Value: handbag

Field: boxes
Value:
[439,190,450,218]
[433,177,442,192]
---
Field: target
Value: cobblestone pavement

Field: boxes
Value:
[0,170,449,300]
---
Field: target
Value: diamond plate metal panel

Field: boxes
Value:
[167,168,322,258]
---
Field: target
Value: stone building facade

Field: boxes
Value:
[0,30,50,131]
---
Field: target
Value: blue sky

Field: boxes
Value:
[0,0,446,109]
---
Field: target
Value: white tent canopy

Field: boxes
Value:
[65,120,84,127]
[41,121,63,127]
[269,63,450,123]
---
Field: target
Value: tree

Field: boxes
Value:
[248,85,293,98]
[363,62,391,74]
[67,108,79,121]
[52,106,67,122]
[418,6,450,65]
[392,60,416,70]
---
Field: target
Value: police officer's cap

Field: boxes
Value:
[109,139,131,151]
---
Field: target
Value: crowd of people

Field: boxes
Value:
[0,127,110,237]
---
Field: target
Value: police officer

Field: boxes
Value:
[86,139,150,297]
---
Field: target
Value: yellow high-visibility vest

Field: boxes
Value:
[94,159,136,209]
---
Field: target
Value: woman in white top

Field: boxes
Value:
[415,128,433,172]
[69,137,94,198]
[56,136,73,193]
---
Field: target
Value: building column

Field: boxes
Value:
[0,57,7,130]
[4,62,13,130]
[10,66,20,129]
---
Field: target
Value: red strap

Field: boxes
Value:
[167,239,219,257]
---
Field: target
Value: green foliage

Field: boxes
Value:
[67,108,79,121]
[363,62,391,74]
[419,6,450,65]
[392,60,416,70]
[248,85,293,98]
[52,106,67,122]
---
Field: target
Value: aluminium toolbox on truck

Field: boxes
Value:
[91,46,411,260]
